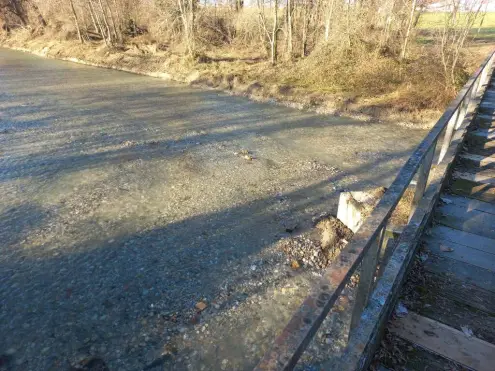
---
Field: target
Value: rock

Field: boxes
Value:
[195,301,207,311]
[189,313,200,324]
[336,187,386,232]
[221,359,229,370]
[69,357,109,371]
[290,260,300,269]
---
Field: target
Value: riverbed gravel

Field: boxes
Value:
[0,48,427,370]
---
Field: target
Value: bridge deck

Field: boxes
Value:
[378,77,495,370]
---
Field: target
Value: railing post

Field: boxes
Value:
[437,107,459,164]
[481,59,492,86]
[409,144,435,222]
[455,97,469,130]
[349,227,385,332]
[471,77,480,100]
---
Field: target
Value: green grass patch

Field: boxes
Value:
[417,12,495,29]
[416,12,495,43]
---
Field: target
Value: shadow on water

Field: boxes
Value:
[0,148,414,370]
[0,48,426,370]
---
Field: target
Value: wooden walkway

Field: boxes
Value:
[380,75,495,370]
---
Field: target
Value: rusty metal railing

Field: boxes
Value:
[255,49,495,371]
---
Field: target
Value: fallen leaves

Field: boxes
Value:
[195,301,208,311]
[440,244,454,252]
[461,325,473,338]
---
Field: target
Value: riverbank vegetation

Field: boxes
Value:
[1,0,493,124]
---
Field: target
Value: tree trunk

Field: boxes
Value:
[69,0,84,43]
[87,0,100,35]
[235,0,243,11]
[97,0,113,43]
[286,0,292,59]
[400,0,417,60]
[104,0,121,43]
[324,0,335,42]
[301,0,308,57]
[112,0,123,36]
[271,0,278,65]
[178,0,195,56]
[189,0,195,54]
[89,0,109,45]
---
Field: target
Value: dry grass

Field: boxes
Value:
[0,12,489,128]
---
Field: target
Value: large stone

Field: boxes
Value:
[336,187,386,233]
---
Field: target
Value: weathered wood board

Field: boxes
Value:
[424,234,495,271]
[389,312,495,371]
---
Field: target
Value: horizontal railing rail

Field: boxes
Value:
[255,49,495,371]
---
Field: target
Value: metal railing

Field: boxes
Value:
[255,49,495,371]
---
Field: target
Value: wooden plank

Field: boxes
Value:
[389,312,495,371]
[430,225,495,254]
[466,137,495,149]
[439,193,495,215]
[428,272,495,316]
[469,128,495,138]
[424,254,495,293]
[459,152,495,169]
[465,144,495,157]
[453,169,495,183]
[423,234,495,271]
[474,117,495,129]
[475,111,495,120]
[479,101,495,114]
[378,335,467,371]
[408,257,495,316]
[402,343,469,371]
[450,178,495,203]
[435,198,495,240]
[482,95,495,104]
[410,292,495,344]
[434,207,495,240]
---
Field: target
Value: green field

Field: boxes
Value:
[417,12,495,29]
[416,12,495,43]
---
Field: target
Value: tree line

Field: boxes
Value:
[0,0,488,88]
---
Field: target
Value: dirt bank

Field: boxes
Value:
[0,31,444,129]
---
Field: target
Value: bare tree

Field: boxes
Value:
[439,0,484,87]
[401,0,417,60]
[257,0,280,64]
[285,0,293,59]
[177,0,195,55]
[69,0,84,43]
[97,0,112,42]
[324,0,336,42]
[300,0,310,57]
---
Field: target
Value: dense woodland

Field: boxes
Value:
[0,0,490,112]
